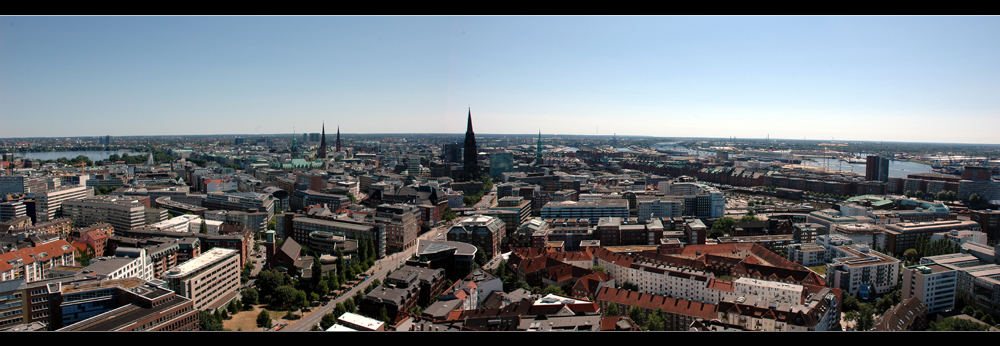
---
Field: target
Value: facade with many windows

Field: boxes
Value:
[0,240,76,283]
[164,248,240,311]
[902,264,957,314]
[34,185,93,223]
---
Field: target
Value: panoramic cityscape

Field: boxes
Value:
[2,16,1000,332]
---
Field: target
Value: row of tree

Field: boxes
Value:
[604,304,672,331]
[903,235,962,264]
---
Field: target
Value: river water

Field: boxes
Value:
[799,157,932,179]
[649,143,933,179]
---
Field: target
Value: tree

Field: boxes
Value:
[379,306,390,324]
[605,303,621,316]
[475,246,487,267]
[620,282,639,291]
[284,311,297,320]
[227,299,239,314]
[75,244,96,266]
[336,249,346,280]
[199,310,223,331]
[541,285,566,296]
[359,237,369,264]
[242,287,259,306]
[316,281,329,296]
[334,303,347,318]
[312,256,323,288]
[295,289,309,310]
[903,248,919,264]
[200,220,208,234]
[442,207,458,221]
[930,317,991,331]
[982,313,996,326]
[856,304,875,331]
[320,313,338,330]
[628,306,647,327]
[257,270,289,301]
[842,294,860,313]
[647,308,666,331]
[711,217,736,238]
[273,285,299,310]
[344,298,356,313]
[257,310,272,329]
[590,266,605,273]
[962,305,976,316]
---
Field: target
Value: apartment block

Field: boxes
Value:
[164,247,240,310]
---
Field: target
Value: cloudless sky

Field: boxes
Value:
[2,16,1000,143]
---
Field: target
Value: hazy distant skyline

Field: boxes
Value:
[3,16,1000,144]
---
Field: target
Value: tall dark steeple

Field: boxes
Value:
[336,125,342,153]
[536,130,543,164]
[464,108,479,180]
[318,122,327,159]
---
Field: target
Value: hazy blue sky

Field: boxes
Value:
[2,16,1000,143]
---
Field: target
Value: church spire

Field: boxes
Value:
[336,125,341,153]
[536,130,543,163]
[464,107,479,180]
[319,122,327,159]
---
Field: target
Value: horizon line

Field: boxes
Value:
[2,132,1000,146]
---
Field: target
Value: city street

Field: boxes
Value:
[472,187,497,209]
[281,220,455,331]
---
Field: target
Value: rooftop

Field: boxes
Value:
[337,312,385,331]
[165,247,237,278]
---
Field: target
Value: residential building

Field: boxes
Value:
[202,191,275,220]
[872,297,928,331]
[866,156,890,182]
[970,210,1000,244]
[34,185,93,223]
[287,214,383,257]
[0,240,75,283]
[541,199,629,225]
[883,220,982,255]
[376,203,420,254]
[716,287,841,331]
[595,287,717,331]
[82,251,153,282]
[63,195,147,232]
[164,247,240,310]
[409,240,477,280]
[447,215,505,260]
[825,244,900,298]
[56,279,199,331]
[902,264,957,314]
[787,243,827,267]
[335,312,385,331]
[0,201,26,222]
[204,209,268,234]
[636,198,682,222]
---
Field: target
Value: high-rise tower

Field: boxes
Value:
[464,108,479,180]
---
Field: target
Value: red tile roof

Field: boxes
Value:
[595,287,717,320]
[707,278,734,292]
[0,239,74,272]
